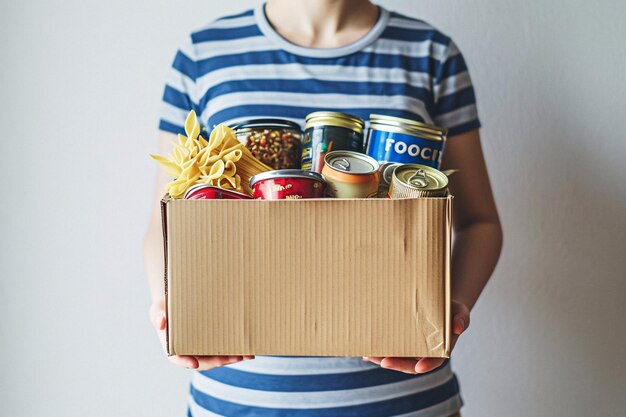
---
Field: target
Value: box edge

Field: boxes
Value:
[160,195,173,356]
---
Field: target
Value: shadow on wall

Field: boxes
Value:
[501,113,626,411]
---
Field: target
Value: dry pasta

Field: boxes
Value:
[150,110,271,198]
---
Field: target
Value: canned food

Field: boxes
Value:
[250,169,326,200]
[366,114,447,169]
[302,111,365,172]
[321,150,379,198]
[233,119,302,170]
[184,184,252,200]
[377,162,402,198]
[388,164,449,198]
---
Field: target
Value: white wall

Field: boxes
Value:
[1,0,625,416]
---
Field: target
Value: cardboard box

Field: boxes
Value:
[161,196,452,358]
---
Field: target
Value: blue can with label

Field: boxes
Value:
[365,114,447,169]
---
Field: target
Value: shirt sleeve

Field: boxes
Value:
[432,40,481,137]
[158,36,202,135]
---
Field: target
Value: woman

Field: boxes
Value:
[145,0,503,415]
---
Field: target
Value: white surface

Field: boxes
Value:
[1,0,625,416]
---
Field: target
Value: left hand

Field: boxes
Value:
[363,299,470,374]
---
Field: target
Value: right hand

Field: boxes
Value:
[150,299,254,370]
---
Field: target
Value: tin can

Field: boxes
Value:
[366,114,447,169]
[232,119,303,170]
[302,111,365,173]
[250,169,326,200]
[377,162,402,198]
[184,184,252,200]
[388,164,449,198]
[321,150,379,198]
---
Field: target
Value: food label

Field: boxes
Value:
[366,129,444,168]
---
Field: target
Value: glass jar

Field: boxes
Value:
[233,119,303,170]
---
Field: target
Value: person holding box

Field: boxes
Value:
[145,0,503,415]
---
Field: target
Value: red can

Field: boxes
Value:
[183,184,252,200]
[250,169,326,200]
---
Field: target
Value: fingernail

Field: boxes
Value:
[228,356,241,362]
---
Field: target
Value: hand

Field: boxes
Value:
[363,299,469,374]
[150,299,254,370]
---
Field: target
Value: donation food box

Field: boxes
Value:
[161,195,452,358]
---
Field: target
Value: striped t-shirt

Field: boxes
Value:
[159,4,480,416]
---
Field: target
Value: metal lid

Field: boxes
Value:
[369,114,448,136]
[380,162,402,185]
[306,111,364,125]
[305,111,365,134]
[250,169,325,187]
[183,183,251,199]
[323,150,379,175]
[394,164,448,191]
[231,118,302,132]
[369,122,444,142]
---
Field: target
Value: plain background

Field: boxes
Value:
[1,0,625,416]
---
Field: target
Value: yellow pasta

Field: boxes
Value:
[150,110,272,198]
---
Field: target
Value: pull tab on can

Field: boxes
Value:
[408,168,429,188]
[333,158,351,171]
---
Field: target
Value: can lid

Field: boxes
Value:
[183,183,210,199]
[305,117,364,134]
[305,111,365,134]
[183,183,251,199]
[250,169,325,187]
[394,164,448,191]
[380,162,402,185]
[369,122,444,142]
[369,114,448,136]
[324,150,379,175]
[306,111,364,126]
[231,118,302,132]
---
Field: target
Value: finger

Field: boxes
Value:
[380,357,419,374]
[195,356,243,371]
[243,355,255,360]
[364,356,383,365]
[451,302,470,335]
[149,302,167,331]
[168,355,199,369]
[415,357,445,373]
[452,314,469,335]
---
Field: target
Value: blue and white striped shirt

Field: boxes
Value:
[160,4,479,416]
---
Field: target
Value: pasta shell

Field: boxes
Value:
[184,110,200,140]
[149,154,182,177]
[222,148,243,163]
[223,160,236,177]
[208,160,225,181]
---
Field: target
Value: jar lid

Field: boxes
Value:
[231,118,302,132]
[306,111,364,126]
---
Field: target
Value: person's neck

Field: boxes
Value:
[264,0,379,49]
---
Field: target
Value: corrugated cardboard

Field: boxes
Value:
[161,196,452,358]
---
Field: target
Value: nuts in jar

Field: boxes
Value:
[232,119,303,170]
